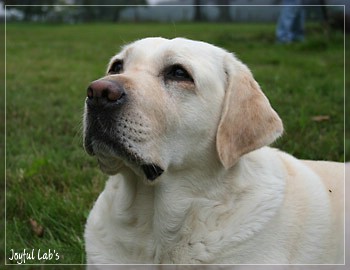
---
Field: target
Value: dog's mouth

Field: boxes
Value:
[84,134,164,181]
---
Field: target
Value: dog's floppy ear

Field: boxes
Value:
[216,54,283,169]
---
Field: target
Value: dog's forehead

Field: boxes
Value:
[113,37,225,63]
[169,37,223,52]
[116,37,169,60]
[126,37,169,54]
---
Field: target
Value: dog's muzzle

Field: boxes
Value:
[84,78,164,181]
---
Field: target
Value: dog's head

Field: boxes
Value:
[83,37,283,183]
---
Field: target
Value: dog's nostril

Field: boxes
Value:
[87,79,126,105]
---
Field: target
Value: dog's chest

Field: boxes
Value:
[136,189,241,263]
[85,172,287,264]
[88,186,232,263]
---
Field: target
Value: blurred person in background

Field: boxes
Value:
[276,0,305,43]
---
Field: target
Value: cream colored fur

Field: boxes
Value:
[83,38,344,266]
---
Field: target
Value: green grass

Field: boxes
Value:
[5,22,344,265]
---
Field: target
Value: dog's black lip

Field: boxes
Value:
[88,137,141,162]
[141,164,164,181]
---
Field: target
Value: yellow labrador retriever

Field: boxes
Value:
[83,38,344,265]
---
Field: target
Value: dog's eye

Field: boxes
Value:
[109,60,123,74]
[166,65,193,82]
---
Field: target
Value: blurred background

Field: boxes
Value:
[1,0,349,27]
[1,0,348,267]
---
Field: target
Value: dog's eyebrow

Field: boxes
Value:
[109,46,133,66]
[124,47,133,57]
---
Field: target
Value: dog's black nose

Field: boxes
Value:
[87,79,126,106]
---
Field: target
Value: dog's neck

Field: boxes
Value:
[108,147,286,262]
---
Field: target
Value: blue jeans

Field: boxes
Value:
[276,0,305,43]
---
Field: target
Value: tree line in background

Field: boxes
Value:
[3,0,242,23]
[3,0,147,22]
[2,0,346,32]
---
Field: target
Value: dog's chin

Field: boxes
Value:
[97,156,124,175]
[85,139,164,181]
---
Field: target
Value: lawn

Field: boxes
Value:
[4,22,344,265]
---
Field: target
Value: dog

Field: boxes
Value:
[83,37,344,265]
